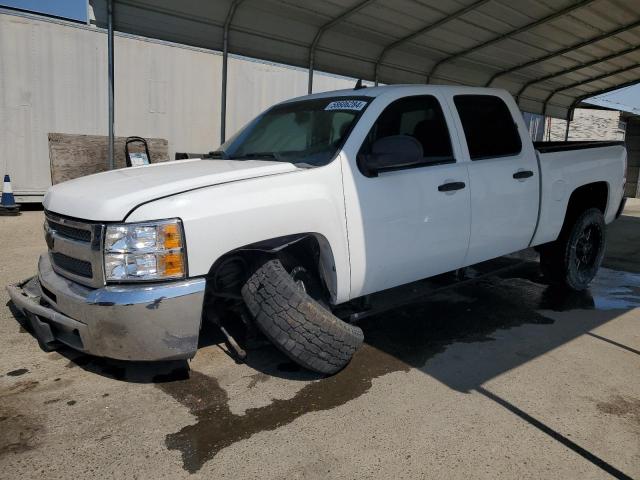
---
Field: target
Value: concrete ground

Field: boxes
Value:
[1,202,639,479]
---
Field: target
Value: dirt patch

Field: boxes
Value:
[1,380,39,396]
[596,395,640,426]
[0,405,43,457]
[0,382,44,458]
[246,372,269,389]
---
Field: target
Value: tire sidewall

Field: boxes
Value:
[242,258,363,375]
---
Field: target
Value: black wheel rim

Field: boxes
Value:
[573,223,602,282]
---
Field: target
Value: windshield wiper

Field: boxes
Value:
[206,150,227,159]
[232,152,280,160]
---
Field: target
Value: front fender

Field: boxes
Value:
[126,161,351,304]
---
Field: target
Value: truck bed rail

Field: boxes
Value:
[534,140,624,154]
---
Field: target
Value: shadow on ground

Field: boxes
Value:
[155,257,640,474]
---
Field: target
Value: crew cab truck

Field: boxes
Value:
[8,85,627,375]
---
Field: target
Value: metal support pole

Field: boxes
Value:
[307,0,375,94]
[221,34,229,144]
[220,0,244,144]
[564,118,571,141]
[308,62,314,94]
[107,0,115,169]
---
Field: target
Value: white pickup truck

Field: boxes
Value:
[8,85,627,374]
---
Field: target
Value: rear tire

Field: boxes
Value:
[539,208,606,291]
[241,258,364,375]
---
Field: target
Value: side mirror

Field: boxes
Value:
[358,135,424,177]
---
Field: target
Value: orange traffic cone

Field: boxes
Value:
[0,174,20,216]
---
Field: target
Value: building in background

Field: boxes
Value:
[544,102,639,198]
[625,115,640,198]
[584,84,640,198]
[545,108,626,142]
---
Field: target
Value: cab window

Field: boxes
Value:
[453,95,522,160]
[360,95,454,165]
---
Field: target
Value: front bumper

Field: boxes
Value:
[6,254,206,361]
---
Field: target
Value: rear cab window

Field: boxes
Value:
[453,95,522,160]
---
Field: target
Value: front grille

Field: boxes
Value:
[51,252,93,278]
[48,221,92,243]
[44,211,104,287]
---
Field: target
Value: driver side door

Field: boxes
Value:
[342,94,471,298]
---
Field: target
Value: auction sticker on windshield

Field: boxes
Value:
[325,100,368,111]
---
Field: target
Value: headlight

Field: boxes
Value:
[103,219,186,281]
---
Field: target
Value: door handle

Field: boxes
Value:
[513,170,534,180]
[438,181,466,192]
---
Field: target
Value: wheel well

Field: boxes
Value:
[205,234,337,304]
[561,181,608,233]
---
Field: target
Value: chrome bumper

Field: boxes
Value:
[6,254,206,361]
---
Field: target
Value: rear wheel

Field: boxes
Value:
[540,208,606,291]
[241,258,364,375]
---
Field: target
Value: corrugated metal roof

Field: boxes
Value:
[92,0,640,119]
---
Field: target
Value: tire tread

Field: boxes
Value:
[242,259,364,374]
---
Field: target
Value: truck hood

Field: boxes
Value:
[43,159,299,221]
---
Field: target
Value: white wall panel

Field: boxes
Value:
[0,14,108,197]
[112,34,221,160]
[0,12,223,199]
[0,12,360,200]
[225,57,358,138]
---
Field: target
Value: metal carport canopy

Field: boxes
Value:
[93,0,640,121]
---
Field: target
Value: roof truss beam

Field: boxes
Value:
[426,0,595,82]
[486,18,640,87]
[568,76,640,119]
[543,63,640,115]
[307,0,377,93]
[516,43,640,101]
[372,0,491,85]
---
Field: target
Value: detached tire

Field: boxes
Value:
[540,208,606,291]
[241,259,364,374]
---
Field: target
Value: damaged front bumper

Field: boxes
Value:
[6,254,206,361]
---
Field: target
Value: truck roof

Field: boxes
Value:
[281,84,510,104]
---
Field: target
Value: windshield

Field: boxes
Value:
[217,97,371,167]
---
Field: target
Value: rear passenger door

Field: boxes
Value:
[343,95,471,297]
[451,94,539,266]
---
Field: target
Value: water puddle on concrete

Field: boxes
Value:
[589,268,640,310]
[158,261,640,472]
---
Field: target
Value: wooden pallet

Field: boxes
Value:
[48,133,169,184]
